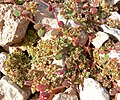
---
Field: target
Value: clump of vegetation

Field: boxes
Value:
[4,0,120,99]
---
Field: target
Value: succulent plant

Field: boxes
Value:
[4,0,120,99]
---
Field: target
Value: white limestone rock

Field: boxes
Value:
[109,0,120,5]
[0,76,30,100]
[52,58,65,67]
[79,78,110,100]
[0,4,30,46]
[115,93,120,100]
[53,87,78,100]
[108,50,120,63]
[0,52,7,75]
[92,31,109,49]
[109,12,120,21]
[101,25,120,41]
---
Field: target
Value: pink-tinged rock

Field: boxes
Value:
[0,4,30,46]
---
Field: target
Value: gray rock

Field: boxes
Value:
[92,31,109,49]
[101,25,120,41]
[0,4,29,46]
[79,78,110,100]
[109,0,120,5]
[0,52,7,75]
[53,87,78,100]
[0,76,30,100]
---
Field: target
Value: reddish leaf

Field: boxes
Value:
[62,80,71,87]
[48,5,53,11]
[37,84,46,92]
[90,7,98,14]
[58,21,64,28]
[56,68,66,75]
[73,37,79,46]
[24,80,32,86]
[39,91,50,100]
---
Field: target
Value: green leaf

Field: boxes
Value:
[28,30,34,36]
[55,53,62,60]
[51,29,60,36]
[37,29,45,37]
[13,10,21,17]
[85,72,90,78]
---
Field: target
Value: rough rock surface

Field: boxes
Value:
[0,76,30,100]
[0,52,7,75]
[109,50,120,63]
[0,4,29,46]
[79,78,110,100]
[115,93,120,100]
[53,87,78,100]
[92,31,109,49]
[109,12,120,21]
[101,25,120,41]
[110,0,120,5]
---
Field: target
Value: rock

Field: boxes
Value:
[0,52,7,75]
[0,4,30,46]
[0,76,30,100]
[109,0,120,5]
[52,58,65,67]
[101,25,120,41]
[115,93,120,100]
[108,50,120,63]
[109,12,120,21]
[53,87,78,100]
[116,80,120,87]
[92,31,109,49]
[52,93,68,100]
[79,78,110,100]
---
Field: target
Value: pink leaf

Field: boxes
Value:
[37,84,46,92]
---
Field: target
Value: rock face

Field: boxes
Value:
[79,78,110,100]
[101,25,120,41]
[110,0,120,5]
[109,50,120,63]
[0,52,7,75]
[109,12,120,21]
[0,4,29,46]
[92,31,109,49]
[0,76,30,100]
[53,87,78,100]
